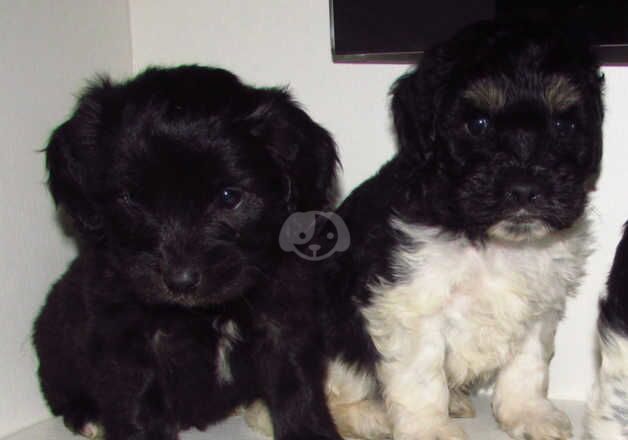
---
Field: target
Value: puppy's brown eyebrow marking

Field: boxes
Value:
[545,75,581,112]
[463,78,506,111]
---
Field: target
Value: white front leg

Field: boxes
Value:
[492,315,572,440]
[376,316,467,440]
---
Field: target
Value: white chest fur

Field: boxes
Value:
[213,319,241,385]
[363,218,591,387]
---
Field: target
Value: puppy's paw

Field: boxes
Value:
[280,435,343,440]
[243,400,273,437]
[449,389,475,419]
[496,400,572,440]
[61,403,100,438]
[331,399,391,439]
[79,422,104,439]
[395,420,468,440]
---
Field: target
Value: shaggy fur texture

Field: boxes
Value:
[247,21,604,440]
[33,65,343,440]
[585,223,628,439]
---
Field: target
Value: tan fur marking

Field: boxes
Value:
[545,75,581,112]
[463,78,506,111]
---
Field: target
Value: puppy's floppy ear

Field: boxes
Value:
[256,90,339,212]
[46,78,115,237]
[392,71,427,160]
[390,56,443,167]
[575,43,605,178]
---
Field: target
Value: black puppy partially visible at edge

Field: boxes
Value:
[586,222,628,439]
[33,65,342,440]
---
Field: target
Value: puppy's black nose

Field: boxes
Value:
[504,182,542,205]
[164,268,201,293]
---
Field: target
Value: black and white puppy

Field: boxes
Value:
[246,22,605,440]
[323,22,604,440]
[586,223,628,439]
[33,66,342,440]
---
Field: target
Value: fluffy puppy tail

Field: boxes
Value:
[585,222,628,439]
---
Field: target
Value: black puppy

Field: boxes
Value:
[33,66,342,440]
[248,22,604,440]
[586,223,628,439]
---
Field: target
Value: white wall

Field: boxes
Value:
[130,0,628,402]
[0,1,132,436]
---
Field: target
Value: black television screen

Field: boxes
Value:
[330,0,628,64]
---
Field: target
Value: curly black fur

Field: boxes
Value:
[33,65,342,440]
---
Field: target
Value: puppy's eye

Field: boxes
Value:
[466,116,491,136]
[552,117,577,137]
[219,188,243,209]
[118,191,132,205]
